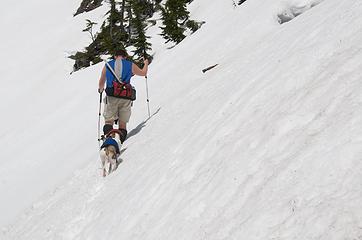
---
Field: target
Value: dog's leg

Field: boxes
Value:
[105,146,117,174]
[108,160,113,174]
[110,157,117,172]
[99,149,108,177]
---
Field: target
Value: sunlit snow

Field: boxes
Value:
[0,0,361,239]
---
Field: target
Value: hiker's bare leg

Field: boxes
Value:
[105,120,114,126]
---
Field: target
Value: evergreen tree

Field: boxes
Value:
[130,0,152,58]
[160,0,195,44]
[83,19,97,42]
[74,0,104,16]
[104,0,129,54]
[73,0,194,71]
[71,0,130,71]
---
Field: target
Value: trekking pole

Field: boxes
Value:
[97,91,103,144]
[145,75,151,119]
[142,51,151,119]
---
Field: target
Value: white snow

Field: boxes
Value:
[1,0,362,239]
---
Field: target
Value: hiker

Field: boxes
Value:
[98,49,149,143]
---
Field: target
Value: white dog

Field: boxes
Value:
[100,130,122,177]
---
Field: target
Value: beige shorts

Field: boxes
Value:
[103,96,132,123]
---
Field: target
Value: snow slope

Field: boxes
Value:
[1,0,362,239]
[0,0,108,227]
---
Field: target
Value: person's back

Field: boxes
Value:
[105,58,133,84]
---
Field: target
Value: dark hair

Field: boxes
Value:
[114,49,128,57]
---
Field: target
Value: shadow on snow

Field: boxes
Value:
[127,107,161,141]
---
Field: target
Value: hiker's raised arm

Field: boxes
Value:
[132,59,149,77]
[98,66,106,92]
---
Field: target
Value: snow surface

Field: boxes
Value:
[1,0,362,239]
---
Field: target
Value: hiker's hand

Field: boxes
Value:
[143,58,149,65]
[98,88,104,94]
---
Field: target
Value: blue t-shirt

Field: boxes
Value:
[105,59,133,87]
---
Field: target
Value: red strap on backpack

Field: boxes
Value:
[106,129,122,138]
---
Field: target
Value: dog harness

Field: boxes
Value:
[101,137,120,154]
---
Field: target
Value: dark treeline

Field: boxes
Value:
[70,0,204,72]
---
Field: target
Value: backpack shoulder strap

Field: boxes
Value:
[114,59,123,81]
[105,59,123,83]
